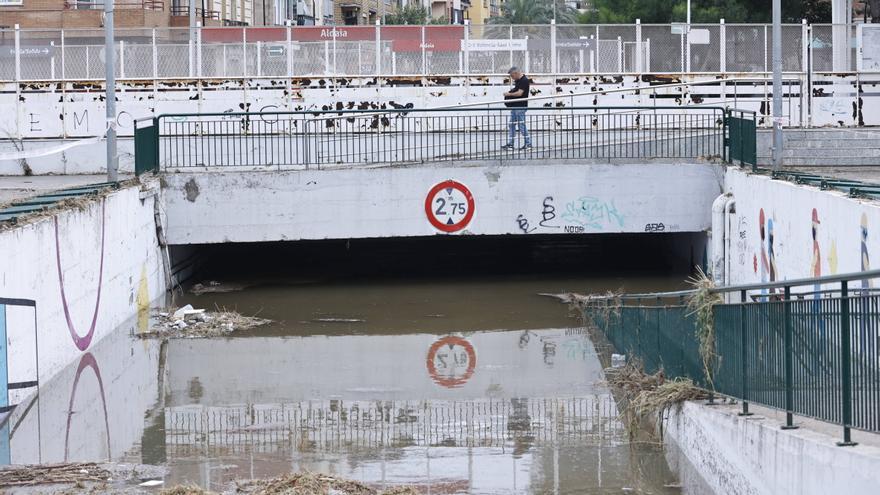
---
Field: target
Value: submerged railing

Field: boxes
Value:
[134,105,757,173]
[583,269,880,446]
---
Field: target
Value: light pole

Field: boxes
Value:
[771,0,783,170]
[104,0,118,182]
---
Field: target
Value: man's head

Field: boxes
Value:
[508,67,522,80]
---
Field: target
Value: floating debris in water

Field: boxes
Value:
[140,306,271,339]
[312,317,365,323]
[190,280,251,295]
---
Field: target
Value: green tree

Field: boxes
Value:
[490,0,577,24]
[384,4,428,25]
[579,0,832,24]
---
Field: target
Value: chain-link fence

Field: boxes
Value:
[0,22,867,81]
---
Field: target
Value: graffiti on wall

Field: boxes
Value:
[515,195,627,234]
[55,200,106,351]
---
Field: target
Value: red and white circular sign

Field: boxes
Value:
[426,336,477,388]
[425,180,475,233]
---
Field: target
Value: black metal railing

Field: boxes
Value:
[135,106,749,173]
[583,269,880,445]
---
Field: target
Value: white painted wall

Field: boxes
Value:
[664,401,880,495]
[1,73,874,175]
[6,321,161,465]
[723,167,880,288]
[162,162,724,245]
[0,181,167,407]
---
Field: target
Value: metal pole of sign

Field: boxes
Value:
[771,0,783,171]
[104,0,118,182]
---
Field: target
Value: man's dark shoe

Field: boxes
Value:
[501,144,515,150]
[520,144,533,151]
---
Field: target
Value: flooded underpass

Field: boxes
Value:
[15,234,710,494]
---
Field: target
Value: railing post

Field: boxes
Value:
[838,280,858,446]
[782,285,799,429]
[739,289,753,416]
[14,24,21,82]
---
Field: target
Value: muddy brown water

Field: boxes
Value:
[14,245,707,493]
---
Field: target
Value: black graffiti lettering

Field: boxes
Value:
[73,109,88,131]
[644,223,666,233]
[516,214,536,233]
[564,225,585,234]
[540,196,560,228]
[116,110,133,129]
[259,105,280,124]
[29,113,41,132]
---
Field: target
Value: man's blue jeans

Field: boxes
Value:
[508,108,531,146]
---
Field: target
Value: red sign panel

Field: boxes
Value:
[201,26,464,52]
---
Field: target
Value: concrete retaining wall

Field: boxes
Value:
[1,73,875,175]
[723,167,880,287]
[162,162,724,245]
[0,180,167,407]
[664,401,880,495]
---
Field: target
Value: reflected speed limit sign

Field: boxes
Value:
[425,180,475,233]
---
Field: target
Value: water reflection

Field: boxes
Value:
[5,318,161,465]
[155,327,680,493]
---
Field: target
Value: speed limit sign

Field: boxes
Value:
[425,180,475,233]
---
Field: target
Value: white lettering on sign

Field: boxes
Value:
[461,39,528,52]
[320,28,348,39]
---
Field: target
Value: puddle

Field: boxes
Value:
[7,273,703,494]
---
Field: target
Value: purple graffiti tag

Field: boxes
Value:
[55,201,106,351]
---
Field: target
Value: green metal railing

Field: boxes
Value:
[134,106,756,173]
[585,269,880,446]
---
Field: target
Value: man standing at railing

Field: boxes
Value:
[502,67,533,151]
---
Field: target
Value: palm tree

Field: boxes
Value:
[490,0,578,24]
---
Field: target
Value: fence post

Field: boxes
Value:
[421,26,427,76]
[838,280,858,446]
[14,24,20,82]
[551,19,557,75]
[635,19,642,75]
[256,40,262,77]
[739,289,753,416]
[243,29,248,78]
[617,36,622,73]
[287,22,293,77]
[782,285,799,429]
[196,23,202,79]
[61,29,66,81]
[119,40,125,79]
[151,28,158,81]
[463,19,470,75]
[720,19,726,73]
[375,20,381,77]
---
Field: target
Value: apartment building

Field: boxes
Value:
[0,0,256,29]
[465,0,498,24]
